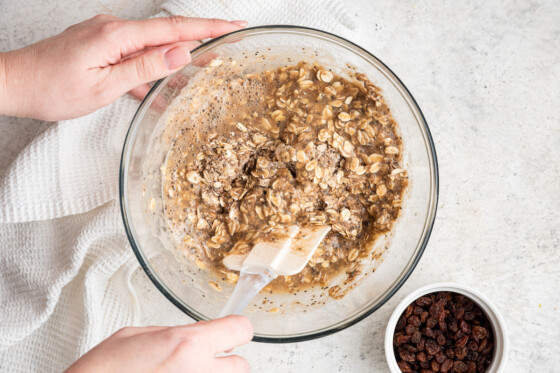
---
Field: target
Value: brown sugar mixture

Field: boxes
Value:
[162,59,408,297]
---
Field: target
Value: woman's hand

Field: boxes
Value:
[0,15,246,121]
[64,315,253,373]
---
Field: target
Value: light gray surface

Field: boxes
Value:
[1,1,559,372]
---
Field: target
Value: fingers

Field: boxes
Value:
[129,84,152,101]
[122,40,202,61]
[184,40,203,51]
[109,44,190,94]
[114,36,207,97]
[126,37,202,101]
[191,316,253,353]
[97,15,243,102]
[214,355,250,373]
[114,16,245,57]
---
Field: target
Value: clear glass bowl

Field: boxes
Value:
[119,26,438,342]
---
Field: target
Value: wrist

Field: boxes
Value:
[0,49,33,118]
[0,52,11,116]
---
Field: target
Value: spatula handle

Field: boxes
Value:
[218,267,274,317]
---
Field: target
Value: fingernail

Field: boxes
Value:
[230,20,248,27]
[164,47,190,69]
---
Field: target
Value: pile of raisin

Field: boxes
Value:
[393,292,494,373]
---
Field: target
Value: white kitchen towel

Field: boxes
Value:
[162,0,358,36]
[0,1,357,371]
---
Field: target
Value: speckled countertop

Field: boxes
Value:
[1,1,559,372]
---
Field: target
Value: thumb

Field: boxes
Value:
[110,45,190,93]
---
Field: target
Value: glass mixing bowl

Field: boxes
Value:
[119,26,438,342]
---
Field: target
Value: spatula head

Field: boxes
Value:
[223,225,331,276]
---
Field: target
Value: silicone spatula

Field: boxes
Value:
[218,225,331,317]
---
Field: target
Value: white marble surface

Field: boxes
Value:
[1,0,559,372]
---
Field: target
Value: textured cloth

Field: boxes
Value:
[0,1,356,372]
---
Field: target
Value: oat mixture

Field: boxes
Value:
[163,59,408,296]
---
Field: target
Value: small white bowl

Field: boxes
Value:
[385,282,508,372]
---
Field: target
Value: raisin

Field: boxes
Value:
[477,338,487,353]
[482,341,493,355]
[438,319,448,333]
[477,355,486,365]
[427,317,438,329]
[420,311,429,323]
[411,331,422,344]
[467,361,477,373]
[416,296,432,306]
[417,352,427,362]
[454,294,465,302]
[404,305,414,318]
[425,339,440,355]
[398,347,416,362]
[471,326,487,342]
[418,338,426,351]
[440,359,453,372]
[478,360,488,373]
[414,305,424,315]
[455,346,468,360]
[435,351,447,364]
[437,334,446,346]
[455,335,469,348]
[420,360,430,369]
[466,350,479,362]
[460,320,470,334]
[420,369,433,373]
[431,360,441,372]
[454,307,465,320]
[406,324,419,335]
[448,301,457,313]
[429,300,444,318]
[395,333,411,346]
[404,343,418,353]
[464,311,475,321]
[467,341,478,351]
[448,318,458,333]
[446,349,455,359]
[397,361,413,373]
[408,315,421,327]
[425,327,435,338]
[453,361,469,373]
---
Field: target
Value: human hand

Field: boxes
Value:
[64,315,253,373]
[0,15,246,121]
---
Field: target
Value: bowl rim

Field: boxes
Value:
[384,282,509,373]
[119,24,439,343]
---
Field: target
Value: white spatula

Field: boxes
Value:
[218,225,331,317]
